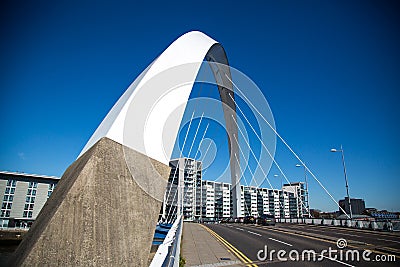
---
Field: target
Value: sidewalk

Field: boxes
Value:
[181,222,242,267]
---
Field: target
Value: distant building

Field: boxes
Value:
[282,182,309,218]
[162,158,308,222]
[338,197,365,215]
[213,181,231,220]
[0,171,59,228]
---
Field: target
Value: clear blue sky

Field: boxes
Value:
[1,1,399,212]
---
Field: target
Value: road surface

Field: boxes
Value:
[204,223,399,266]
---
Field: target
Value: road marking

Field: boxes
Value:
[236,227,244,231]
[247,230,262,237]
[202,225,258,267]
[319,255,355,267]
[287,227,363,238]
[377,238,400,244]
[205,227,251,265]
[268,237,293,247]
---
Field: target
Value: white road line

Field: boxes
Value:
[236,227,244,231]
[319,255,355,267]
[268,237,292,247]
[247,230,262,236]
[378,238,400,244]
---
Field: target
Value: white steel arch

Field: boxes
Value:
[79,31,241,217]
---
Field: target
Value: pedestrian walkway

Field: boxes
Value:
[181,222,242,267]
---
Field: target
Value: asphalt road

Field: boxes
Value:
[205,223,399,267]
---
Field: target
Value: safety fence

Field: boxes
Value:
[150,215,183,267]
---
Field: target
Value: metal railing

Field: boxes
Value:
[276,218,400,232]
[150,215,183,267]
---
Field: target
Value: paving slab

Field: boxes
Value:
[182,222,242,267]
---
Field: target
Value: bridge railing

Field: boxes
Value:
[276,218,400,232]
[150,215,183,267]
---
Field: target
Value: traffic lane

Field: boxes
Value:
[293,223,400,237]
[275,223,400,250]
[207,223,358,267]
[207,223,340,267]
[209,223,399,267]
[279,223,400,238]
[280,223,400,250]
[282,223,400,241]
[241,223,399,267]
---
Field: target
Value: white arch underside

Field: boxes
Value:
[79,31,233,165]
[79,31,217,162]
[79,31,241,217]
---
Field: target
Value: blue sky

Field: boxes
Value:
[1,1,399,211]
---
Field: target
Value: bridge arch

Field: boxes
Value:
[79,31,241,216]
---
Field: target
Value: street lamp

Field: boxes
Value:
[331,145,353,219]
[296,163,311,218]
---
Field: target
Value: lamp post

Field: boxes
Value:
[331,145,353,219]
[296,163,311,218]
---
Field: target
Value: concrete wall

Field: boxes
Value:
[9,137,170,266]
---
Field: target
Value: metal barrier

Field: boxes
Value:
[322,219,332,225]
[150,215,183,267]
[392,221,400,232]
[313,219,322,225]
[356,221,370,229]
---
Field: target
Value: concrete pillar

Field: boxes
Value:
[9,137,170,266]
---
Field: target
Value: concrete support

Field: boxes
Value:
[9,137,170,266]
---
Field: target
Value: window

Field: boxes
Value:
[47,183,56,198]
[1,180,16,218]
[23,182,37,218]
